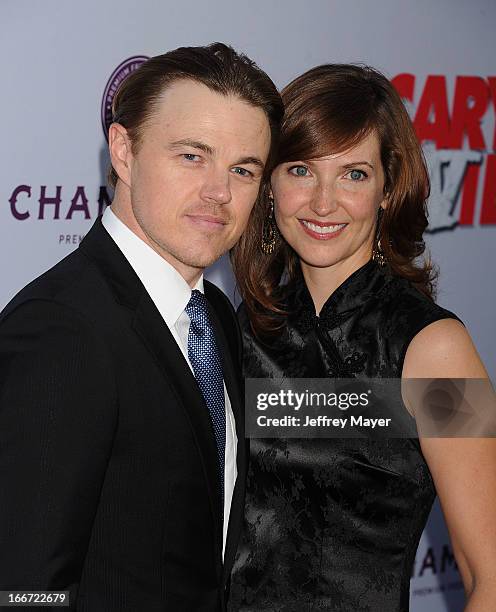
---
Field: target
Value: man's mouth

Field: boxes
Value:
[186,214,229,229]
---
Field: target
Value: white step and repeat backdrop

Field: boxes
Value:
[1,1,495,610]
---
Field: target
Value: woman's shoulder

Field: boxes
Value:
[378,272,461,332]
[367,272,462,373]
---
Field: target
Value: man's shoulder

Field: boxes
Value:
[0,247,110,325]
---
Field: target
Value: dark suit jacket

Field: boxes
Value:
[0,218,246,611]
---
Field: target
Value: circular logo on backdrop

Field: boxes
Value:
[101,55,149,140]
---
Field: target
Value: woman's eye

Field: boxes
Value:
[232,167,252,177]
[289,165,309,177]
[347,169,367,181]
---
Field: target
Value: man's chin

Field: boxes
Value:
[186,254,226,270]
[175,247,230,271]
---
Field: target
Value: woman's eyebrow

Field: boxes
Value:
[340,160,374,170]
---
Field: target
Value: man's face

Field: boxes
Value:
[112,79,271,284]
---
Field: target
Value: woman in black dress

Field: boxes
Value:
[230,65,496,611]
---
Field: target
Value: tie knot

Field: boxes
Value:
[185,289,211,328]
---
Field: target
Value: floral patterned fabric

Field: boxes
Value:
[229,261,459,612]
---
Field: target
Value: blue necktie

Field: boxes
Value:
[185,290,226,502]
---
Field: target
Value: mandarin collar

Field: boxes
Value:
[288,260,390,333]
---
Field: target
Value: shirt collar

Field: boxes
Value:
[101,206,203,326]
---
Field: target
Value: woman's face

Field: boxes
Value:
[271,131,386,275]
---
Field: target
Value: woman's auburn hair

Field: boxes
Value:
[231,63,437,337]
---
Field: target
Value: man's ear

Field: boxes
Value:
[109,123,133,188]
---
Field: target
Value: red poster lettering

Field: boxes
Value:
[391,73,415,102]
[450,76,489,149]
[480,154,496,224]
[414,76,451,149]
[488,77,496,151]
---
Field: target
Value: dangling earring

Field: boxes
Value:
[261,196,278,254]
[372,207,387,266]
[372,238,386,267]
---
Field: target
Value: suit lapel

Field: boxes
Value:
[79,218,224,570]
[132,295,224,551]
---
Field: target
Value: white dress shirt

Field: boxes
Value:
[102,207,237,556]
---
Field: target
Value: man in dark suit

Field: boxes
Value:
[0,43,282,611]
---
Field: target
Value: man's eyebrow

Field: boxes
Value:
[168,139,214,155]
[235,156,265,171]
[169,140,265,172]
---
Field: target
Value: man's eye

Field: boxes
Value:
[183,154,201,162]
[288,165,309,177]
[347,169,367,181]
[232,167,252,177]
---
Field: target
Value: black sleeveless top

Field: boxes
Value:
[229,261,458,612]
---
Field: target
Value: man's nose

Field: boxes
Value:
[199,167,232,205]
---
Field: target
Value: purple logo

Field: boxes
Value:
[101,55,149,140]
